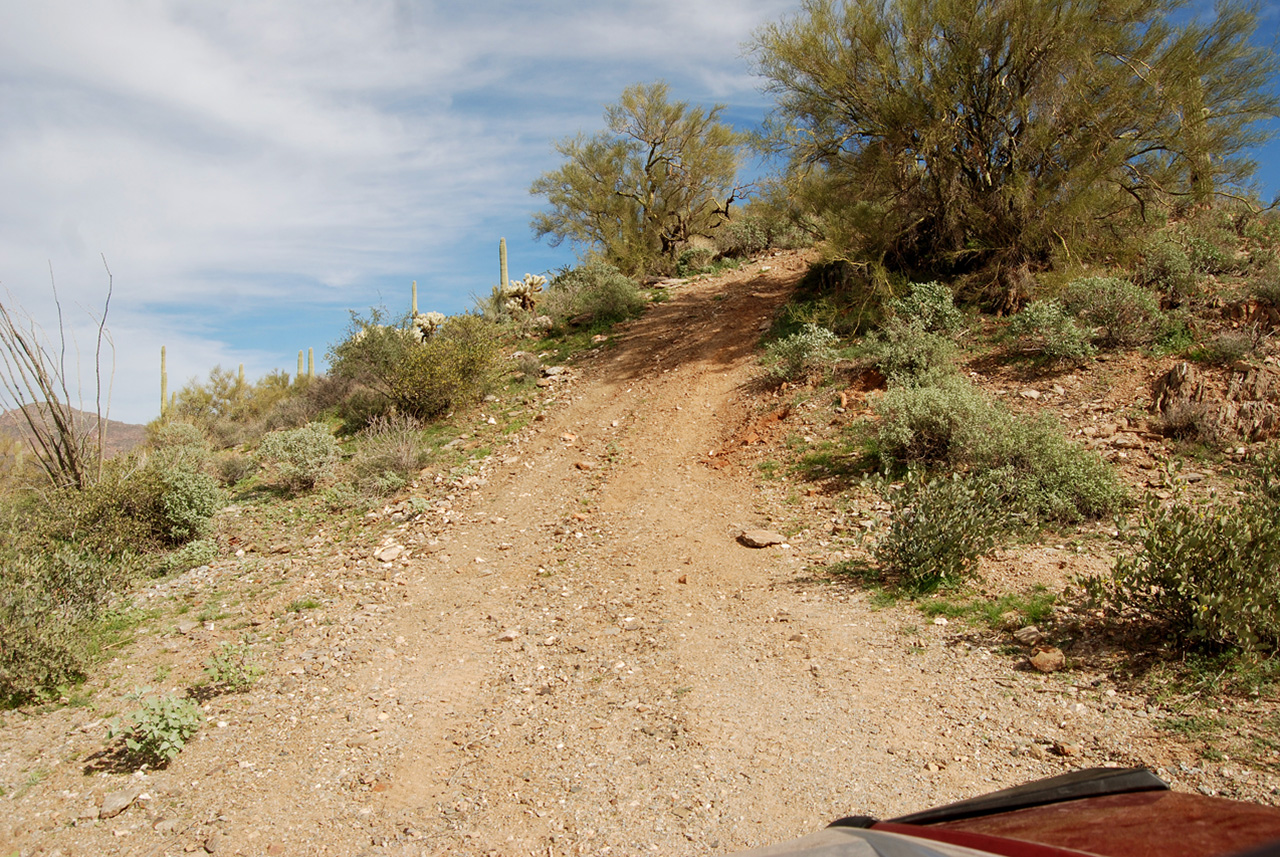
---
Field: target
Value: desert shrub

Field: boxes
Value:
[715,214,771,257]
[38,457,219,555]
[871,376,1125,523]
[257,422,339,492]
[872,472,1010,593]
[169,367,301,450]
[1155,400,1224,445]
[1252,267,1280,307]
[157,467,222,544]
[511,351,543,381]
[1198,329,1258,365]
[0,545,134,705]
[330,313,500,423]
[1094,490,1280,650]
[1251,444,1280,504]
[972,415,1129,524]
[1007,300,1095,362]
[541,261,647,328]
[1135,233,1197,304]
[865,318,958,386]
[887,281,964,333]
[1062,277,1163,348]
[213,451,257,486]
[155,538,218,577]
[1183,234,1236,276]
[107,690,203,765]
[763,323,838,382]
[348,414,430,496]
[872,374,991,465]
[388,315,500,419]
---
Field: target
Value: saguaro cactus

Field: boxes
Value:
[500,238,508,294]
[308,348,315,379]
[412,280,418,316]
[298,350,304,380]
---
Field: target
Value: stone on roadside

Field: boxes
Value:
[497,629,520,642]
[374,544,404,563]
[738,529,785,548]
[99,786,143,819]
[1014,625,1045,646]
[1029,646,1066,672]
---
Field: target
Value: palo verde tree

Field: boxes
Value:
[752,0,1279,297]
[531,82,749,276]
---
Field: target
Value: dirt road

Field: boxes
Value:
[3,252,1274,857]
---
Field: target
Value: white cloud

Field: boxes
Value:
[0,0,798,422]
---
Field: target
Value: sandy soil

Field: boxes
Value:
[2,251,1277,857]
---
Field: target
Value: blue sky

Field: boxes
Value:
[2,0,1277,424]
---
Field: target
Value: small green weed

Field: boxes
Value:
[202,641,263,693]
[107,690,203,766]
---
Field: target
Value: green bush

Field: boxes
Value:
[1007,300,1095,362]
[542,261,647,328]
[763,323,838,382]
[1062,276,1162,348]
[257,422,339,492]
[1094,490,1280,650]
[0,544,136,705]
[108,690,203,765]
[972,415,1129,524]
[155,538,218,577]
[329,312,501,424]
[866,318,958,386]
[1136,233,1196,304]
[872,472,1009,593]
[887,281,964,333]
[157,467,222,544]
[871,376,1126,524]
[213,451,257,486]
[872,374,991,465]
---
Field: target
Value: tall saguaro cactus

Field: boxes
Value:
[298,350,304,380]
[412,280,418,316]
[500,238,508,291]
[308,348,315,379]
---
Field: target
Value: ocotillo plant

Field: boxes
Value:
[500,238,508,294]
[160,346,168,418]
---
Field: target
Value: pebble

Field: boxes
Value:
[1029,647,1066,672]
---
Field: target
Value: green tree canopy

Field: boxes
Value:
[752,0,1279,291]
[531,82,748,276]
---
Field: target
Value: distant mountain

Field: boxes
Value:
[0,404,148,459]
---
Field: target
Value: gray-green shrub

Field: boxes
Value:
[871,376,1125,524]
[872,472,1009,592]
[887,281,963,333]
[1007,300,1095,362]
[866,318,958,386]
[257,422,339,492]
[1062,276,1162,348]
[542,261,647,328]
[763,323,838,382]
[1094,490,1280,650]
[1136,233,1196,304]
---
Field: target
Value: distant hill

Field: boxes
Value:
[0,404,148,460]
